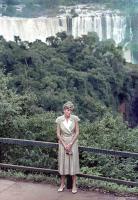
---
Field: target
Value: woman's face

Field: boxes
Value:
[64,107,72,118]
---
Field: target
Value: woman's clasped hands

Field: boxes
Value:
[65,143,73,155]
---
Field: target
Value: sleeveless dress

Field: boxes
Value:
[56,114,80,175]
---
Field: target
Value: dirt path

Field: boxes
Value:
[0,179,137,200]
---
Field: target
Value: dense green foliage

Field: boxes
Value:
[0,32,137,184]
[3,0,138,16]
[0,33,131,120]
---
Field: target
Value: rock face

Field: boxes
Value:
[128,72,138,127]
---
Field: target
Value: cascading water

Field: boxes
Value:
[0,16,67,42]
[71,11,126,44]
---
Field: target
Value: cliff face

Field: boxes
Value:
[128,72,138,127]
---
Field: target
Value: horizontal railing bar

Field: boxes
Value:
[0,137,138,158]
[79,174,138,187]
[79,146,138,158]
[0,163,137,187]
[0,138,58,148]
[0,163,58,174]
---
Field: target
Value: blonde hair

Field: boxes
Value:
[63,101,74,110]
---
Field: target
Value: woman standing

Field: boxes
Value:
[56,101,80,194]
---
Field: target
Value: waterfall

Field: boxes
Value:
[0,10,126,44]
[0,16,67,42]
[71,12,126,44]
[0,5,134,63]
[0,13,126,44]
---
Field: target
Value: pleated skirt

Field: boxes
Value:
[58,136,80,175]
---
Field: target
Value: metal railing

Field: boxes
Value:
[0,137,138,187]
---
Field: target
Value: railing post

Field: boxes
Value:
[66,175,72,189]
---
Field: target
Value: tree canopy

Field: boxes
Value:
[0,33,132,121]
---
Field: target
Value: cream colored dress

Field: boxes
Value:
[56,115,80,175]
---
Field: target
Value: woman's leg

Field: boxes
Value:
[72,175,77,193]
[61,175,65,186]
[58,175,65,192]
